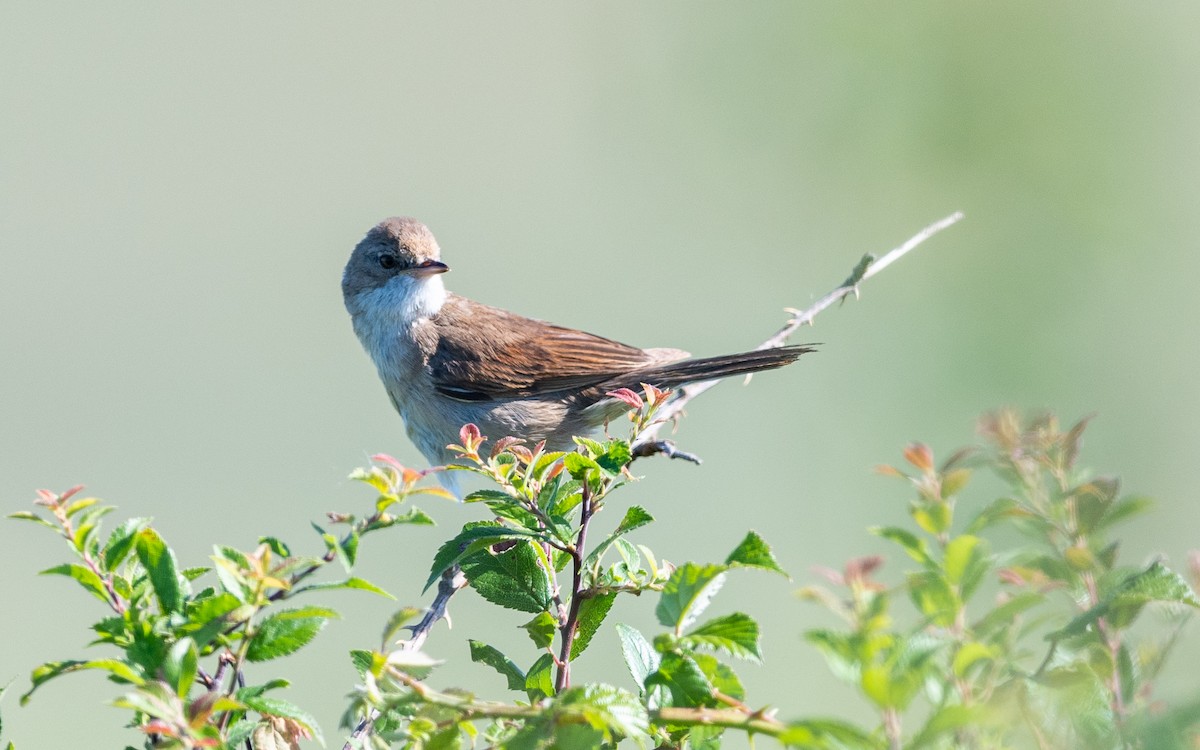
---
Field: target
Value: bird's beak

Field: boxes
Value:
[412,260,450,277]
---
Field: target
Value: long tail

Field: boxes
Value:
[614,344,814,391]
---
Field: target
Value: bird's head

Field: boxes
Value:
[343,217,450,318]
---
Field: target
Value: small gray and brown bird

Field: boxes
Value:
[342,217,811,490]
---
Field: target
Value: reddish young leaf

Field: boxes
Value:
[903,442,934,473]
[606,388,644,410]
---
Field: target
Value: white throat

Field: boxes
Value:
[395,274,448,323]
[351,273,447,327]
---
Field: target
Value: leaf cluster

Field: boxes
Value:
[10,405,1200,750]
[799,410,1200,749]
[10,461,444,749]
[342,390,814,749]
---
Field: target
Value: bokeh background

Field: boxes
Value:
[3,4,1199,747]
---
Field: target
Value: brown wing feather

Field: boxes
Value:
[426,295,669,401]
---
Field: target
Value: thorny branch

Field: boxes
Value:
[341,565,469,750]
[632,211,964,454]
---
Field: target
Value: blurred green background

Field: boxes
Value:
[3,4,1199,747]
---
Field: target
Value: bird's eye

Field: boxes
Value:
[378,253,398,270]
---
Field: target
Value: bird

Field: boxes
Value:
[342,217,811,489]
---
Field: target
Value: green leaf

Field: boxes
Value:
[1023,553,1075,583]
[7,511,56,529]
[212,546,252,602]
[691,653,744,700]
[524,653,555,701]
[1049,561,1200,639]
[872,526,934,567]
[645,652,714,708]
[908,705,987,750]
[470,490,541,526]
[162,638,198,698]
[64,496,99,518]
[907,570,959,627]
[553,683,649,742]
[521,612,558,650]
[680,612,762,663]
[543,479,583,517]
[271,554,324,581]
[573,436,606,455]
[912,502,951,536]
[237,693,323,747]
[778,719,875,748]
[135,528,184,614]
[181,566,208,580]
[297,576,395,599]
[951,641,996,677]
[463,488,516,505]
[1073,478,1120,534]
[571,592,616,659]
[468,640,526,692]
[239,678,291,698]
[860,666,905,710]
[424,523,541,591]
[112,680,182,721]
[388,507,436,526]
[944,534,989,598]
[973,591,1045,635]
[965,497,1031,534]
[177,564,208,583]
[424,727,464,750]
[460,540,555,613]
[805,629,862,684]
[126,629,169,676]
[583,506,654,573]
[616,623,659,695]
[338,530,360,571]
[532,450,568,477]
[940,467,972,497]
[563,452,604,480]
[245,607,339,662]
[656,563,727,632]
[725,531,788,577]
[1116,641,1135,706]
[39,563,110,604]
[861,634,944,710]
[225,719,258,748]
[71,506,114,559]
[595,440,633,474]
[350,649,382,680]
[257,534,291,557]
[102,517,150,571]
[1094,495,1154,532]
[182,591,243,648]
[687,725,724,750]
[21,659,144,704]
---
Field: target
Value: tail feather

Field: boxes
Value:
[611,344,813,392]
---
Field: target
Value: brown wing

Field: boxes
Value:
[423,295,676,402]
